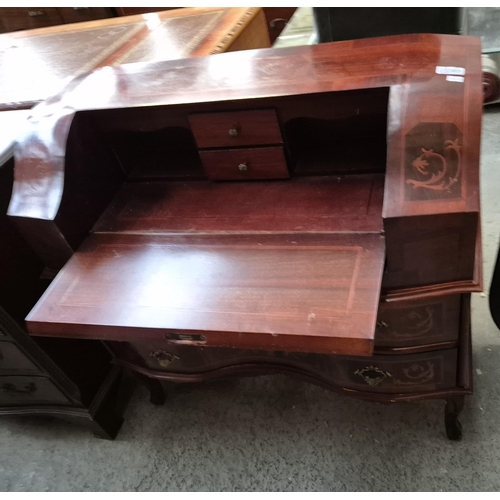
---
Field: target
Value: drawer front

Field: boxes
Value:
[199,147,289,181]
[0,376,69,406]
[326,349,458,393]
[109,341,457,394]
[0,341,40,372]
[375,295,461,347]
[189,109,283,148]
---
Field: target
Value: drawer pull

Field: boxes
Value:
[149,350,179,368]
[1,382,36,395]
[28,10,45,17]
[228,126,240,137]
[376,320,390,328]
[354,366,392,387]
[238,162,249,172]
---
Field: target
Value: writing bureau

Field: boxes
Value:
[8,34,482,439]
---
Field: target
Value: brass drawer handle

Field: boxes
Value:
[1,382,36,395]
[28,10,46,17]
[354,366,392,387]
[228,126,240,137]
[238,162,249,172]
[149,350,179,368]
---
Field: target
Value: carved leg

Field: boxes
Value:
[134,372,166,405]
[444,396,465,441]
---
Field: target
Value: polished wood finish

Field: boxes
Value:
[375,294,461,347]
[7,35,482,291]
[189,109,283,149]
[28,232,385,356]
[93,175,384,234]
[0,7,113,33]
[8,35,483,439]
[109,341,457,394]
[199,147,289,181]
[0,7,269,111]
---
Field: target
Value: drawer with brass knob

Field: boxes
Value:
[188,109,283,149]
[199,146,289,181]
[375,295,461,348]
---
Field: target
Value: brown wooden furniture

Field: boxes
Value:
[0,7,270,111]
[0,157,123,438]
[8,34,482,440]
[112,7,297,44]
[0,7,113,33]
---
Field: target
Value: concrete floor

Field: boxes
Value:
[0,107,499,492]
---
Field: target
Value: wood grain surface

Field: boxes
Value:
[0,7,268,111]
[27,232,386,356]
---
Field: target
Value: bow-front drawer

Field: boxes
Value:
[375,295,461,348]
[108,341,457,394]
[199,147,289,181]
[188,109,283,149]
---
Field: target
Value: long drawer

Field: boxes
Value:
[109,341,458,394]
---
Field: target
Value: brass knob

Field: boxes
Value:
[28,10,45,17]
[228,127,239,137]
[238,162,249,172]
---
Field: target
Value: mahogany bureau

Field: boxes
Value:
[7,34,483,440]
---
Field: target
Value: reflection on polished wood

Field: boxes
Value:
[8,34,483,439]
[0,7,269,111]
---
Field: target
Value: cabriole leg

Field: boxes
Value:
[444,396,465,441]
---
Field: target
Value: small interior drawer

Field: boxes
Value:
[199,146,289,181]
[375,295,461,348]
[188,109,283,148]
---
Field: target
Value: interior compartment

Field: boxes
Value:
[89,87,389,182]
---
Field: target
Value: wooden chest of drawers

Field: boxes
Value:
[7,34,482,440]
[0,157,123,438]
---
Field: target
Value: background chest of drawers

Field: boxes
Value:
[0,157,124,438]
[7,34,482,440]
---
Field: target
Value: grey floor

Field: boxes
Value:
[1,106,499,492]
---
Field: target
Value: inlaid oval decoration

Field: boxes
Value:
[404,122,463,201]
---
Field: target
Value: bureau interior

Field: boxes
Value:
[64,87,389,238]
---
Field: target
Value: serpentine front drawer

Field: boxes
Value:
[109,341,458,394]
